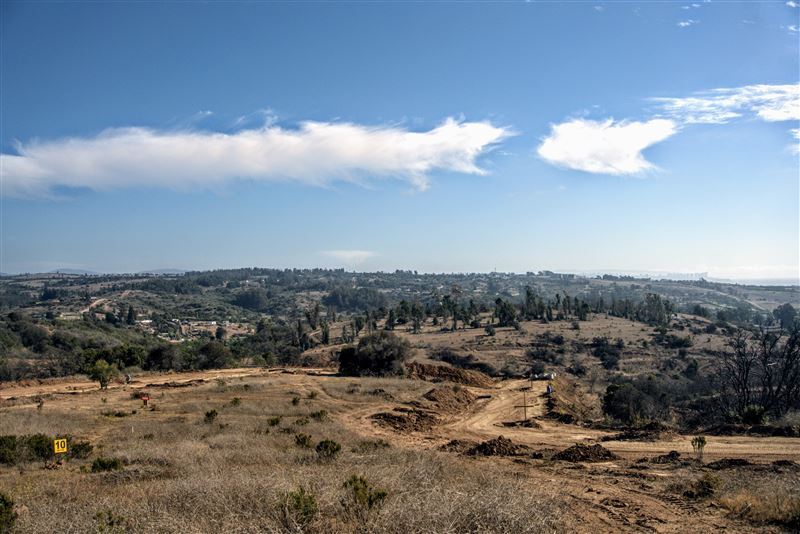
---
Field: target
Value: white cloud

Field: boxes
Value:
[653,83,800,124]
[0,118,512,197]
[677,19,699,27]
[791,128,800,155]
[321,250,376,265]
[537,118,677,175]
[788,25,799,33]
[787,1,798,7]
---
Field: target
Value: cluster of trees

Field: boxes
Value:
[338,331,410,377]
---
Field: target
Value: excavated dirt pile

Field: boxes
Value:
[422,387,477,414]
[553,443,618,462]
[373,386,478,433]
[465,436,529,456]
[371,408,438,432]
[439,439,479,453]
[406,362,494,388]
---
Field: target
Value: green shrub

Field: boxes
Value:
[230,397,241,407]
[309,410,328,422]
[343,474,388,512]
[293,417,309,426]
[315,439,341,461]
[67,439,93,460]
[94,509,128,533]
[204,409,218,424]
[91,457,123,472]
[267,416,282,427]
[0,492,15,533]
[283,486,317,527]
[291,396,301,406]
[0,436,18,465]
[294,433,312,448]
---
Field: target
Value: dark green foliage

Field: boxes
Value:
[591,337,623,370]
[0,491,15,534]
[294,433,312,448]
[315,439,341,461]
[323,287,386,312]
[91,457,123,472]
[338,331,410,377]
[741,404,767,425]
[484,324,496,336]
[196,341,231,370]
[283,486,317,527]
[773,303,798,330]
[233,288,270,311]
[204,409,218,424]
[343,474,388,513]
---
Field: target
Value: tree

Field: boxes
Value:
[145,345,184,371]
[773,303,798,330]
[126,305,137,325]
[197,341,232,370]
[338,331,410,376]
[215,326,227,340]
[88,359,119,389]
[717,327,800,420]
[385,309,396,331]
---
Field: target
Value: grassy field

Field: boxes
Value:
[1,365,798,533]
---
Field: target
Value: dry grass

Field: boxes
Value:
[716,470,800,529]
[0,375,563,533]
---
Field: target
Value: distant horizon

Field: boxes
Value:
[6,266,798,287]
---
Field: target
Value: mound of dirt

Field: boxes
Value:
[406,362,494,388]
[553,443,618,463]
[636,451,683,465]
[422,387,477,414]
[465,436,529,457]
[439,439,479,453]
[371,408,438,432]
[705,458,752,470]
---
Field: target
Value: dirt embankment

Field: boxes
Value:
[372,386,479,432]
[406,362,495,388]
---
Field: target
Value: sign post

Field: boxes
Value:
[53,438,68,459]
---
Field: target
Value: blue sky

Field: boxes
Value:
[1,1,798,280]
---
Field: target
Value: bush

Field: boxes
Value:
[338,331,410,377]
[315,439,341,461]
[484,324,496,336]
[267,416,282,427]
[204,410,218,424]
[343,474,388,518]
[294,433,312,448]
[91,457,123,472]
[283,486,317,527]
[309,410,328,422]
[0,491,15,533]
[742,405,767,425]
[68,440,93,460]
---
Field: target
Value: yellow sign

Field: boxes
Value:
[53,438,67,454]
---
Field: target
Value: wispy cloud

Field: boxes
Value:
[0,118,512,198]
[321,250,377,265]
[537,118,677,175]
[677,19,699,27]
[787,1,798,7]
[791,129,800,155]
[538,83,799,176]
[652,83,800,124]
